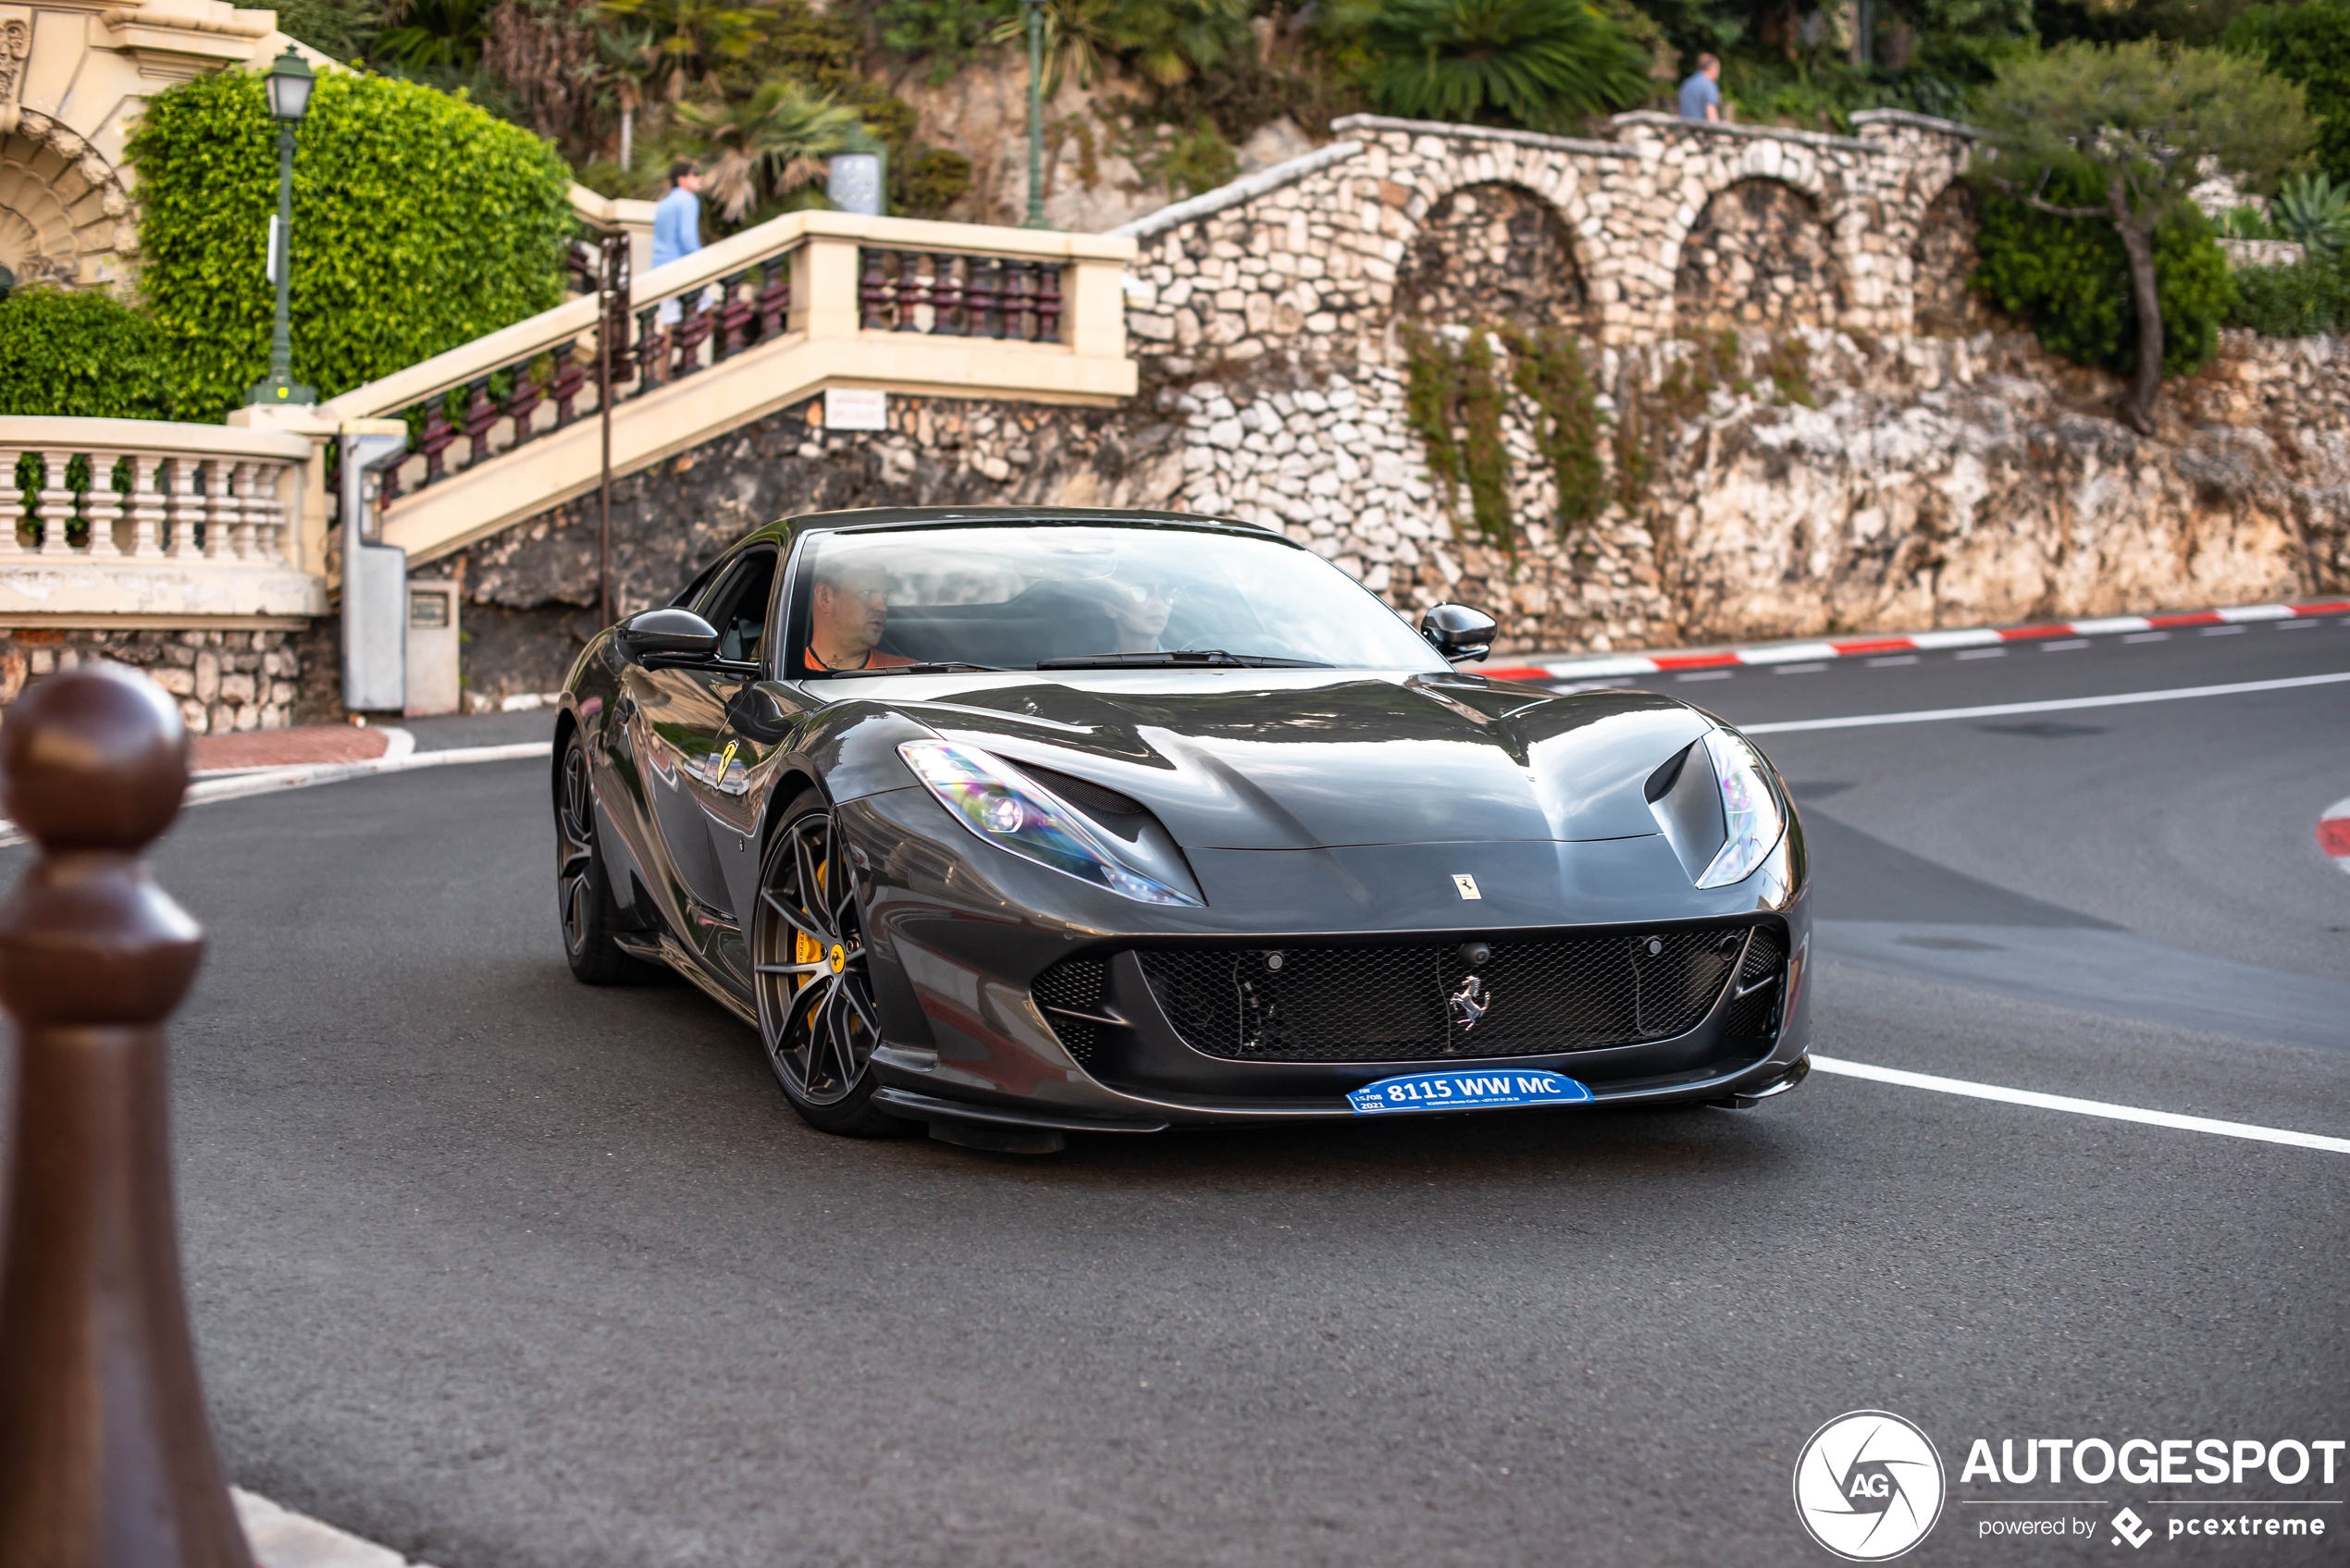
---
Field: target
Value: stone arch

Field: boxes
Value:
[1394,180,1587,330]
[0,109,136,290]
[1909,178,1980,337]
[1672,178,1844,332]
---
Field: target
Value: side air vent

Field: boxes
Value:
[1032,955,1113,1063]
[1718,925,1787,1044]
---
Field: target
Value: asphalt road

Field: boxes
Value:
[7,616,2345,1567]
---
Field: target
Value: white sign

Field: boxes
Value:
[824,388,888,431]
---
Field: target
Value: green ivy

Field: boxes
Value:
[1503,326,1607,535]
[128,68,572,422]
[1402,323,1611,561]
[1972,168,2234,381]
[0,287,174,419]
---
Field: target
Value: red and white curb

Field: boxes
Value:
[2322,796,2350,877]
[1482,598,2350,683]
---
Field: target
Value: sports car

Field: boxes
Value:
[553,507,1811,1153]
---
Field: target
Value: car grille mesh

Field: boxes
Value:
[1132,927,1758,1064]
[1033,955,1110,1063]
[1718,926,1787,1045]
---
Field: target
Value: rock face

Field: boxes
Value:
[442,111,2347,698]
[0,628,307,735]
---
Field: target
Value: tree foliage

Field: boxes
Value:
[1972,40,2309,426]
[1354,0,1652,130]
[1973,166,2233,377]
[2223,0,2350,186]
[678,78,861,221]
[0,287,174,420]
[127,68,573,422]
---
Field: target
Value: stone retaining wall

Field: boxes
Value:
[0,627,309,735]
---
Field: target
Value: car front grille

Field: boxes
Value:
[1126,926,1766,1064]
[1718,925,1787,1045]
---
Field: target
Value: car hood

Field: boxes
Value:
[891,670,1714,850]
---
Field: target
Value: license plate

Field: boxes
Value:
[1346,1069,1592,1116]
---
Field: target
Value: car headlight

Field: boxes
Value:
[898,739,1202,907]
[1694,728,1787,889]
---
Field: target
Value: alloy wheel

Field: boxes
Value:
[753,808,881,1105]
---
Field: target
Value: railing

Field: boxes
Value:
[856,250,1063,340]
[381,247,801,504]
[0,420,323,622]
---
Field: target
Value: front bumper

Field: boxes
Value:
[846,787,1813,1135]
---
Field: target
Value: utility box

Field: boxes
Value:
[404,580,461,717]
[340,421,411,713]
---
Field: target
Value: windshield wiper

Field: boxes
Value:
[808,661,1004,678]
[1035,650,1330,670]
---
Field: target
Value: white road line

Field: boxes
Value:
[1744,671,2350,735]
[1809,1056,2350,1154]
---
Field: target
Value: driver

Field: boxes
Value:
[1097,576,1177,653]
[803,556,917,673]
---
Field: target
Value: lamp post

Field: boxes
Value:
[1020,0,1046,229]
[247,47,315,407]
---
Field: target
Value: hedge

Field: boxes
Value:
[127,68,573,421]
[1972,170,2234,381]
[0,286,174,419]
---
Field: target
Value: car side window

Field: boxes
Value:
[701,549,778,666]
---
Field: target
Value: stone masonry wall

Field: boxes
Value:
[0,627,308,734]
[447,112,2344,696]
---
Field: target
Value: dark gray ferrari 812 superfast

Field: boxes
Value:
[553,508,1810,1152]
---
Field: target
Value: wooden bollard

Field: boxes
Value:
[0,665,249,1567]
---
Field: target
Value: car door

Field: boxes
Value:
[626,547,775,970]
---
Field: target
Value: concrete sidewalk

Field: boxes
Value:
[192,712,557,774]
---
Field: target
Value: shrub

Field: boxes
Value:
[891,147,974,218]
[1972,167,2235,381]
[127,68,573,422]
[2226,255,2350,337]
[0,286,175,419]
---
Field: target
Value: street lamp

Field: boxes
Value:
[247,46,315,407]
[1020,0,1046,229]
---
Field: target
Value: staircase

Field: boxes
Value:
[317,210,1138,568]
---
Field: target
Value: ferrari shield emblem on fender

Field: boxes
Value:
[1452,873,1481,899]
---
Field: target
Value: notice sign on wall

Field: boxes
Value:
[825,388,888,431]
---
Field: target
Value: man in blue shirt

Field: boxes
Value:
[652,160,704,323]
[1678,54,1723,122]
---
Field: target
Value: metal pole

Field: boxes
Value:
[598,234,618,629]
[249,124,315,406]
[1023,0,1047,229]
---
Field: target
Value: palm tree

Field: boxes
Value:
[597,0,765,101]
[1364,0,1652,132]
[678,80,863,223]
[376,0,499,70]
[986,0,1118,99]
[596,22,662,169]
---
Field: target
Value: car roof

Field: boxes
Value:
[754,506,1283,543]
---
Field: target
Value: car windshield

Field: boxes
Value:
[791,524,1447,675]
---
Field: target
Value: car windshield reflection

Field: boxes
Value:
[792,524,1447,676]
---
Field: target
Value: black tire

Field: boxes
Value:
[556,730,662,985]
[750,790,903,1136]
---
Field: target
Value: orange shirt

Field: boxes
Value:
[801,647,920,673]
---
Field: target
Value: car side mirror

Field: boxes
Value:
[1419,602,1497,662]
[617,608,721,663]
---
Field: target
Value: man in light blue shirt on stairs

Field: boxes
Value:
[652,160,704,324]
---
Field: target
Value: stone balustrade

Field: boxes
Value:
[0,419,324,623]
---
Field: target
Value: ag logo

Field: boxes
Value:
[1792,1410,1945,1561]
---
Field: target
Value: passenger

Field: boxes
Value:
[803,558,918,673]
[1099,577,1178,653]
